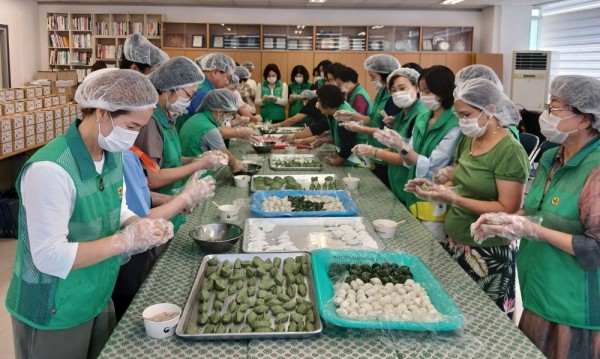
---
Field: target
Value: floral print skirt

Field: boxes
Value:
[443,237,518,319]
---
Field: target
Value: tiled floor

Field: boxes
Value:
[0,239,16,359]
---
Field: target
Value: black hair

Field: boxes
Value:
[263,63,281,80]
[290,65,310,83]
[119,55,153,74]
[91,61,107,72]
[314,60,332,76]
[335,67,358,83]
[387,73,419,91]
[419,65,455,109]
[402,62,424,75]
[324,62,345,79]
[316,84,345,110]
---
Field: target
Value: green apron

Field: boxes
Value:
[405,108,458,221]
[367,88,390,166]
[288,82,312,118]
[388,100,429,203]
[6,120,122,330]
[519,136,600,329]
[179,110,221,178]
[260,80,285,122]
[347,84,372,116]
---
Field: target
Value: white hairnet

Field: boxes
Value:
[193,56,204,70]
[198,88,238,112]
[201,53,236,74]
[300,89,317,100]
[550,75,600,126]
[241,61,255,70]
[234,66,251,80]
[123,34,169,66]
[229,74,240,86]
[455,64,503,91]
[75,68,157,111]
[387,67,420,88]
[148,56,205,91]
[454,78,520,126]
[364,54,401,74]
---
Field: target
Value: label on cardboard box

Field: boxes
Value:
[26,99,36,112]
[59,95,67,105]
[1,118,11,132]
[52,96,59,106]
[2,130,13,143]
[2,103,15,115]
[2,142,13,156]
[41,86,50,97]
[43,97,53,108]
[55,128,63,137]
[14,89,25,100]
[25,125,35,137]
[34,112,44,125]
[45,111,53,122]
[46,121,54,131]
[26,135,35,148]
[62,107,70,117]
[14,138,24,151]
[0,89,5,102]
[26,114,36,126]
[55,118,63,128]
[25,87,37,99]
[36,133,45,144]
[36,123,45,134]
[13,127,24,140]
[34,98,43,110]
[15,101,25,113]
[69,105,76,115]
[14,115,25,128]
[5,89,15,101]
[46,131,54,141]
[54,108,62,119]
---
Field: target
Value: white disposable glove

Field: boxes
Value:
[352,144,377,159]
[374,127,407,151]
[432,166,455,185]
[232,116,250,127]
[232,160,248,173]
[279,134,295,142]
[195,150,229,170]
[382,112,395,128]
[404,178,460,205]
[112,218,173,255]
[338,121,362,133]
[333,110,355,121]
[310,137,328,148]
[470,213,541,244]
[235,127,260,141]
[178,174,216,212]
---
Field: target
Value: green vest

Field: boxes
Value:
[405,108,459,221]
[367,88,390,165]
[288,82,312,118]
[347,84,372,116]
[388,100,430,203]
[179,110,220,157]
[153,106,186,231]
[314,78,325,89]
[328,102,368,167]
[5,120,122,330]
[260,80,285,122]
[519,137,600,329]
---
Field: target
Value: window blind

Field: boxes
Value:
[539,0,600,79]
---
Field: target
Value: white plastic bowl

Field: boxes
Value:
[372,219,398,239]
[233,175,251,187]
[342,177,360,190]
[142,303,181,339]
[218,204,241,223]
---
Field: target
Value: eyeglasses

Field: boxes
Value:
[452,110,482,121]
[544,103,571,113]
[180,88,196,100]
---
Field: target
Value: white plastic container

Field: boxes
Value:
[233,175,251,187]
[218,204,241,223]
[372,219,398,239]
[142,303,181,339]
[342,177,360,190]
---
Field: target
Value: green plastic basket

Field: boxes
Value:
[311,248,465,331]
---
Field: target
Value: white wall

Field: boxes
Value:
[0,0,40,87]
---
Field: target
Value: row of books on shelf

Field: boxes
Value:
[94,21,132,36]
[71,52,92,65]
[50,50,69,65]
[71,16,92,31]
[72,34,92,48]
[131,22,144,35]
[47,15,68,31]
[76,69,91,83]
[95,44,123,60]
[49,34,69,48]
[147,22,161,37]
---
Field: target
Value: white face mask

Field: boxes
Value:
[341,85,349,93]
[320,72,325,78]
[267,76,277,84]
[459,111,489,138]
[97,114,139,152]
[420,95,441,111]
[166,90,191,115]
[295,76,304,84]
[392,90,415,108]
[371,80,383,91]
[539,109,578,144]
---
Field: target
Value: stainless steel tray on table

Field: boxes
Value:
[176,252,322,340]
[269,154,322,171]
[242,217,386,253]
[251,174,341,191]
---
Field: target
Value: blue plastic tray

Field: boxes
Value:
[311,249,465,331]
[250,190,360,217]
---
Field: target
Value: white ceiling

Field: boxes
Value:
[33,0,552,10]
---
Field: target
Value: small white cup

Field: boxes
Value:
[219,204,240,222]
[142,303,181,339]
[234,175,251,188]
[373,219,398,239]
[343,177,360,190]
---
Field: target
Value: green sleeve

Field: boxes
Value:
[492,137,530,184]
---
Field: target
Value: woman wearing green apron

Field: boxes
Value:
[6,69,174,359]
[255,63,288,123]
[288,65,312,121]
[134,57,225,232]
[375,66,461,243]
[472,75,600,359]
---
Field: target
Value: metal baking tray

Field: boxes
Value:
[251,174,341,192]
[242,217,386,253]
[176,252,323,340]
[269,154,322,171]
[257,126,303,135]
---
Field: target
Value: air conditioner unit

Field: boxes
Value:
[510,51,559,111]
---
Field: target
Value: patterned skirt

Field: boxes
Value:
[443,237,518,319]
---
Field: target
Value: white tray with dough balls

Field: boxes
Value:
[242,217,386,253]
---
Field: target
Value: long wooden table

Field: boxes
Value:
[99,140,544,358]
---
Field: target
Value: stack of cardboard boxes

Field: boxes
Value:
[0,70,82,157]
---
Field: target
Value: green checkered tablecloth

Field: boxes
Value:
[100,140,544,358]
